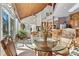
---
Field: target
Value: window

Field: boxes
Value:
[2,10,9,36]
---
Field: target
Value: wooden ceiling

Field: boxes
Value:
[15,3,48,19]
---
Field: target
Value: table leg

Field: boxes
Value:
[35,51,57,56]
[38,51,52,56]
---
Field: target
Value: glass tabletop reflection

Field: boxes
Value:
[25,37,68,52]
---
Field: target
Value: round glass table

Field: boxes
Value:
[25,38,69,56]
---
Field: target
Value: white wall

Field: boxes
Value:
[0,4,1,56]
[0,6,2,40]
[15,19,20,33]
[0,4,2,41]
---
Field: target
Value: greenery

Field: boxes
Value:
[17,29,27,39]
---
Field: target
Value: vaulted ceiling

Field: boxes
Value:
[53,3,76,17]
[15,3,78,20]
[15,3,48,19]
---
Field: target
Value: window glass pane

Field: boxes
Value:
[2,10,9,36]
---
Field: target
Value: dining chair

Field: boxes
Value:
[1,36,35,56]
[56,29,76,56]
[52,29,62,40]
[74,38,79,47]
[1,36,17,56]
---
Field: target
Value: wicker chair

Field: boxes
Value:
[56,29,76,56]
[1,36,35,56]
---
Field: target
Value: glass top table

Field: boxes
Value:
[25,37,69,52]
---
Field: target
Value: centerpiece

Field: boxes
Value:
[34,22,58,51]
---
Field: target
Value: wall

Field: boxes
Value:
[53,16,69,29]
[0,4,1,56]
[69,12,79,28]
[58,17,69,24]
[0,5,2,41]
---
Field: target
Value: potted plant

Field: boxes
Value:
[17,29,27,40]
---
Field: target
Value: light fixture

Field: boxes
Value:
[68,3,79,12]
